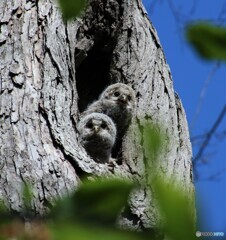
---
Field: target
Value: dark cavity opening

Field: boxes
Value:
[76,45,113,112]
[76,41,122,161]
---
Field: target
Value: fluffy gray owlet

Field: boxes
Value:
[82,83,136,139]
[78,113,117,163]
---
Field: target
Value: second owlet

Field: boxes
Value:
[78,113,116,163]
[82,83,136,139]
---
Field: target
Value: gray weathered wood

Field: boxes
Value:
[0,0,194,231]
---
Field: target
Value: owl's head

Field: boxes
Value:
[78,113,117,144]
[100,83,136,110]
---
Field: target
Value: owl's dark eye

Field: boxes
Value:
[86,123,93,129]
[128,95,131,101]
[101,123,107,129]
[114,91,120,97]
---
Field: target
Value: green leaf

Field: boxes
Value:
[22,182,33,211]
[139,122,167,168]
[143,123,163,158]
[51,179,134,227]
[50,223,142,240]
[186,22,226,61]
[141,121,197,239]
[58,0,86,21]
[153,178,196,240]
[0,202,12,225]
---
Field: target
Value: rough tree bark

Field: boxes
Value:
[0,0,194,231]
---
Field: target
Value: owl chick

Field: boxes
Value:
[78,113,117,163]
[82,83,136,139]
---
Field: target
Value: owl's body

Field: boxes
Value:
[82,83,136,139]
[78,113,116,163]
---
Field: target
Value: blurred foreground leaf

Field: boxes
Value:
[51,223,143,240]
[186,22,226,61]
[58,0,86,21]
[143,123,163,158]
[52,179,134,227]
[0,202,12,226]
[153,178,196,240]
[142,121,197,239]
[140,122,167,170]
[23,182,33,212]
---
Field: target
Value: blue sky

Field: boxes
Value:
[142,0,226,233]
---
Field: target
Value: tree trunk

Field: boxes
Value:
[0,0,194,230]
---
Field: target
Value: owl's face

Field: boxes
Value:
[101,83,136,111]
[78,113,116,145]
[84,118,110,136]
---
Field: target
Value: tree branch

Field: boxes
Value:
[193,104,226,164]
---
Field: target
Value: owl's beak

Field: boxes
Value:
[93,126,99,132]
[118,95,127,104]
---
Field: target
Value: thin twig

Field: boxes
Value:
[200,166,226,182]
[218,2,226,24]
[191,129,226,142]
[193,104,226,164]
[191,62,220,132]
